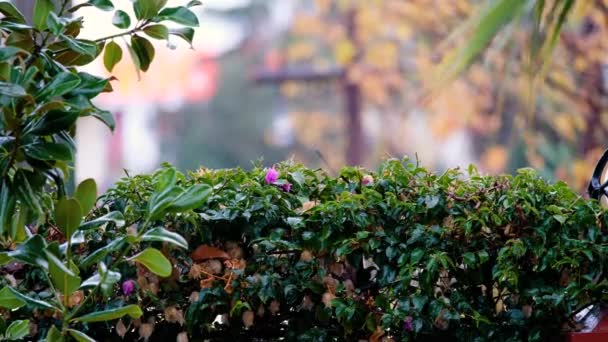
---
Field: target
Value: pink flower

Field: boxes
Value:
[280,182,292,192]
[404,316,413,331]
[122,279,136,296]
[265,167,279,184]
[362,175,374,186]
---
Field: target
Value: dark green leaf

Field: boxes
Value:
[130,35,154,72]
[187,0,202,7]
[103,41,123,72]
[35,72,82,100]
[88,0,114,11]
[79,211,125,231]
[33,0,55,30]
[133,0,167,20]
[55,198,82,238]
[46,250,81,296]
[112,10,131,29]
[4,320,28,340]
[6,235,48,268]
[0,81,26,97]
[24,142,73,161]
[0,286,56,310]
[60,35,98,58]
[0,2,26,23]
[128,248,172,277]
[0,180,15,236]
[143,24,169,40]
[67,329,96,342]
[74,178,97,215]
[156,6,199,26]
[168,184,212,212]
[169,27,194,46]
[74,304,143,323]
[0,287,25,310]
[29,110,79,136]
[141,227,188,249]
[0,47,23,61]
[13,170,42,214]
[92,110,116,130]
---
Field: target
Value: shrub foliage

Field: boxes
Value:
[82,159,607,341]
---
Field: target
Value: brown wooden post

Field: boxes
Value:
[343,9,363,165]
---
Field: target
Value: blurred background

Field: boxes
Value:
[11,0,608,193]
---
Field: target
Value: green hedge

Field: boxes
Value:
[82,159,607,341]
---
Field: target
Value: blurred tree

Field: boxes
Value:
[269,0,607,192]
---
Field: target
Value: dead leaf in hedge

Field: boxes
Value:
[176,332,189,342]
[369,327,385,342]
[139,323,154,342]
[297,201,317,213]
[116,320,127,338]
[191,245,229,261]
[242,310,255,328]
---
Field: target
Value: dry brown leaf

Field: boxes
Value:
[116,320,127,338]
[192,245,230,262]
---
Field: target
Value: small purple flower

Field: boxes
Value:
[280,182,292,192]
[265,167,279,184]
[122,279,136,296]
[404,316,413,331]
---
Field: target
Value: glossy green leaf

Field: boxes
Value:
[46,325,64,342]
[23,142,73,161]
[0,47,22,61]
[130,35,155,72]
[112,10,131,29]
[80,262,121,295]
[29,110,79,136]
[5,320,28,340]
[46,12,66,35]
[33,0,55,30]
[6,235,47,268]
[73,304,143,323]
[0,81,26,97]
[55,198,82,238]
[79,211,125,231]
[169,27,194,46]
[74,178,97,215]
[92,110,116,131]
[126,43,141,75]
[0,286,56,310]
[0,180,15,236]
[186,0,203,7]
[156,6,199,26]
[60,35,98,58]
[88,0,114,11]
[35,72,82,100]
[128,248,172,277]
[13,170,42,214]
[67,329,96,342]
[143,24,169,40]
[0,287,25,310]
[80,238,125,268]
[46,250,81,296]
[141,227,188,249]
[0,2,26,23]
[133,0,167,20]
[168,183,212,212]
[103,41,123,72]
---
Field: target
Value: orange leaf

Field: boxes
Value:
[191,245,230,262]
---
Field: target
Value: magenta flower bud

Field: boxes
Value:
[280,182,292,192]
[404,316,413,331]
[265,167,279,184]
[122,279,136,296]
[362,175,374,186]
